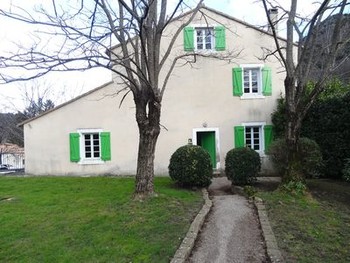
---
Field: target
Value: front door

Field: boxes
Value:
[197,131,216,168]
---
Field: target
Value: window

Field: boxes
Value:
[69,129,111,164]
[196,28,214,50]
[232,66,272,97]
[234,124,273,154]
[245,126,261,150]
[244,68,260,94]
[83,133,100,159]
[184,26,226,51]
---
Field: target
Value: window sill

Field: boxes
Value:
[79,159,104,165]
[240,95,265,100]
[194,49,216,53]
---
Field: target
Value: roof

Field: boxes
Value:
[20,5,286,126]
[109,5,288,52]
[19,80,114,126]
[201,5,286,41]
[0,143,24,154]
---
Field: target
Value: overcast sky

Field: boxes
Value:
[0,0,323,112]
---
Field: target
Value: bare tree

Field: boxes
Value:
[262,0,350,182]
[0,0,238,197]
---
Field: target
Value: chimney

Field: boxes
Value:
[268,8,278,33]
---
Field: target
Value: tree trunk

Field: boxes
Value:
[284,77,304,183]
[134,93,161,198]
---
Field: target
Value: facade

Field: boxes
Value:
[22,7,286,176]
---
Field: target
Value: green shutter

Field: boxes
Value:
[262,67,272,96]
[69,133,80,162]
[264,125,273,153]
[100,132,111,161]
[215,26,226,51]
[234,126,245,148]
[232,68,243,96]
[184,27,194,51]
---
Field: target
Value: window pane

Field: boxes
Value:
[86,152,91,158]
[94,152,100,158]
[252,82,258,93]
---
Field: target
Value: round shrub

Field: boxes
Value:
[267,137,323,178]
[225,147,261,185]
[168,145,213,187]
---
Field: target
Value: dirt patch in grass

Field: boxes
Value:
[307,179,350,208]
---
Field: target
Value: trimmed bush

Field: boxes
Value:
[268,137,323,178]
[302,92,350,178]
[225,147,261,185]
[271,89,350,179]
[168,145,213,187]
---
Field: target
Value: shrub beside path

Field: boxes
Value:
[187,177,267,263]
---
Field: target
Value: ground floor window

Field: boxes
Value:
[245,126,262,151]
[69,129,111,164]
[83,133,100,159]
[234,123,273,154]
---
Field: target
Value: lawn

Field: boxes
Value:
[0,176,203,262]
[257,179,350,263]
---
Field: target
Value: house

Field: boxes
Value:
[0,143,25,170]
[21,6,286,176]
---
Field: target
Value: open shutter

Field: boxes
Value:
[215,26,226,51]
[262,67,272,96]
[100,132,111,161]
[264,125,273,153]
[70,133,80,162]
[234,126,245,148]
[232,68,243,96]
[184,27,194,51]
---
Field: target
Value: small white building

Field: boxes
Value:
[21,6,286,176]
[0,143,25,170]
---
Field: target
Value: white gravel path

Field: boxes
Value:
[187,178,267,263]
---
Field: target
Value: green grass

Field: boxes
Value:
[257,180,350,263]
[0,176,203,262]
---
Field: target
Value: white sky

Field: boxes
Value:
[0,0,323,112]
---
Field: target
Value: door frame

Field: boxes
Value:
[192,127,220,169]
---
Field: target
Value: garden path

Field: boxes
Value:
[187,177,267,263]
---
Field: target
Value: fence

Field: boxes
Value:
[0,143,25,171]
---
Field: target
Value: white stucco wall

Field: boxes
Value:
[23,8,285,176]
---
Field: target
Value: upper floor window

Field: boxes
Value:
[184,26,226,52]
[244,68,260,94]
[232,65,272,98]
[196,28,214,50]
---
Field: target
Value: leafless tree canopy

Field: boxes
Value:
[1,0,234,196]
[262,0,350,182]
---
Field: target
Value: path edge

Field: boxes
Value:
[170,188,212,263]
[254,199,285,263]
